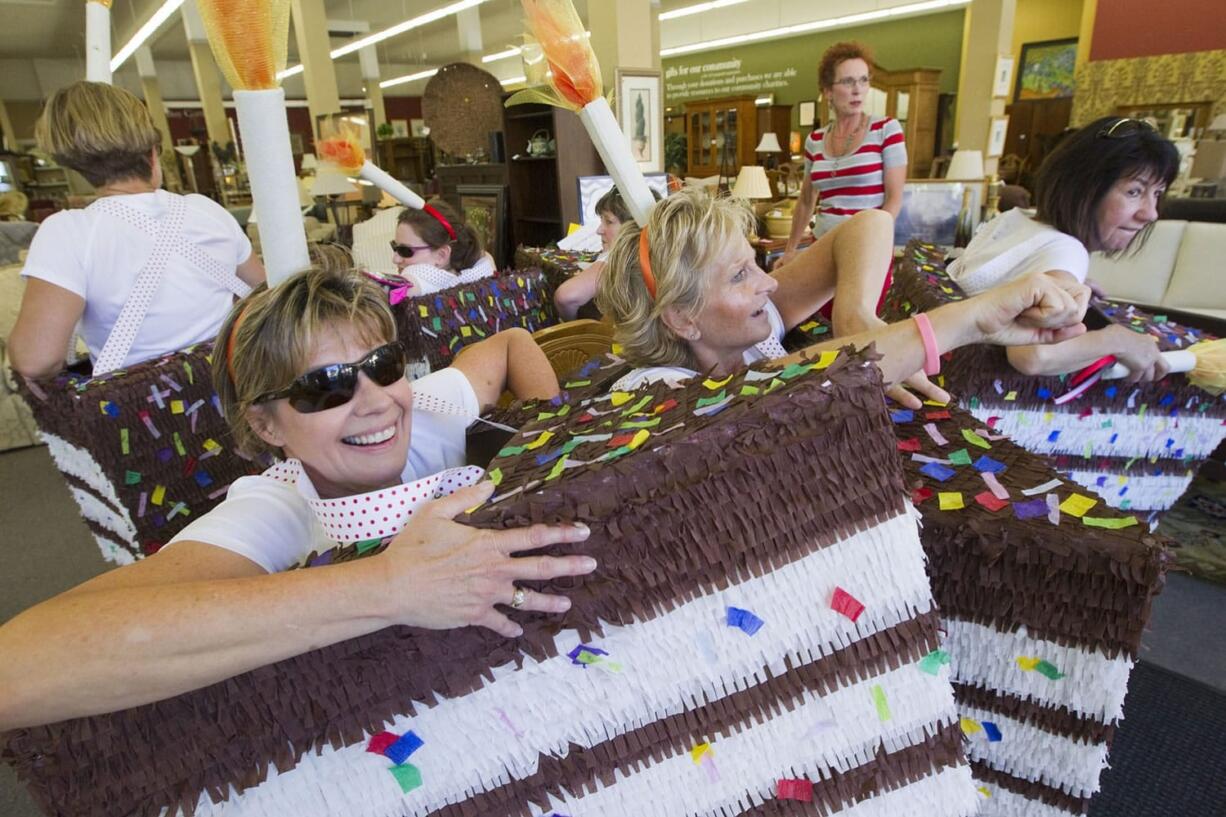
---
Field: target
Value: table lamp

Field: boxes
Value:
[755,132,783,169]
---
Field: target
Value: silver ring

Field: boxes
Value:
[510,587,527,610]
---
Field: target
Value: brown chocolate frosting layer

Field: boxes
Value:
[17,343,265,560]
[970,760,1090,815]
[952,683,1115,745]
[4,349,923,817]
[884,241,1222,416]
[429,612,945,817]
[894,402,1169,658]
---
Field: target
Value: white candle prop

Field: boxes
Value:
[86,0,112,83]
[234,89,310,284]
[357,161,424,209]
[1102,350,1195,380]
[577,97,656,226]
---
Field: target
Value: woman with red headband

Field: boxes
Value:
[597,188,1092,399]
[0,266,595,731]
[390,198,496,295]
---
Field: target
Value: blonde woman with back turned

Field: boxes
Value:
[10,81,265,380]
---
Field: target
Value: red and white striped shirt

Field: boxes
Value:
[803,117,907,220]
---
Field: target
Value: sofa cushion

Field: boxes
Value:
[1092,219,1184,305]
[1162,221,1226,312]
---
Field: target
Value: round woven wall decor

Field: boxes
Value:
[422,63,505,158]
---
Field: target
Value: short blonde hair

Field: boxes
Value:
[596,187,755,369]
[35,81,161,187]
[213,267,397,458]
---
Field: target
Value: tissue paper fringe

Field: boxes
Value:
[971,761,1090,815]
[18,345,265,562]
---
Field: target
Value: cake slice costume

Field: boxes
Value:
[2,352,980,817]
[886,241,1226,518]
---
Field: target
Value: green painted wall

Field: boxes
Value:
[663,9,966,120]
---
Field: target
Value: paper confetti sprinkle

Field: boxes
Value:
[726,606,765,636]
[896,437,922,452]
[974,491,1008,512]
[871,685,892,721]
[973,456,1005,474]
[911,486,934,504]
[776,778,814,802]
[366,731,399,754]
[947,448,972,466]
[938,491,964,510]
[830,587,865,622]
[981,472,1010,500]
[961,428,991,449]
[890,409,915,423]
[1017,656,1065,679]
[1021,478,1063,496]
[920,462,956,482]
[960,717,983,736]
[1083,515,1139,529]
[917,649,950,675]
[389,763,422,793]
[1013,498,1048,520]
[690,743,712,764]
[383,731,424,765]
[982,721,1002,742]
[1059,493,1098,518]
[923,423,948,446]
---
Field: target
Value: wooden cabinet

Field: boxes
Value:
[1003,98,1072,189]
[684,96,758,179]
[376,137,435,185]
[871,67,941,178]
[501,102,604,249]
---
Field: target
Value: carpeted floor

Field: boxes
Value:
[1159,468,1226,585]
[1088,661,1226,816]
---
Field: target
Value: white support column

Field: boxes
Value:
[181,0,232,150]
[359,46,387,135]
[135,46,182,191]
[456,6,483,65]
[85,0,113,83]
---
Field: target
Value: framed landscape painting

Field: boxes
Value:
[1015,38,1077,101]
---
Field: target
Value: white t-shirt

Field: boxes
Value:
[21,190,252,368]
[946,209,1089,296]
[167,367,479,573]
[612,300,788,390]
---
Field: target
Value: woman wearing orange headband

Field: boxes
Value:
[597,187,1092,400]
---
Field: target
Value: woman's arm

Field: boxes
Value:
[880,164,906,218]
[8,278,85,380]
[0,482,594,730]
[554,261,604,321]
[1006,323,1168,381]
[774,270,1091,388]
[773,176,818,270]
[236,253,267,288]
[452,327,560,408]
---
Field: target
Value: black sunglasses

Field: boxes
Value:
[253,342,407,414]
[390,240,431,259]
[1097,118,1159,139]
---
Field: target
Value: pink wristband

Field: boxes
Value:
[913,313,941,376]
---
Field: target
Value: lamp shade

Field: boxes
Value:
[755,132,782,153]
[299,152,319,172]
[310,170,359,197]
[732,165,772,200]
[946,149,985,180]
[173,144,201,157]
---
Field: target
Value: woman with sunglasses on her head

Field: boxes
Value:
[774,42,907,273]
[390,198,496,295]
[947,116,1180,382]
[0,268,596,732]
[9,81,265,380]
[597,187,1092,399]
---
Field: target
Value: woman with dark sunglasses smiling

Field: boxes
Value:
[0,267,594,732]
[390,198,497,295]
[948,115,1180,382]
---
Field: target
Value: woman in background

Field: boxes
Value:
[391,199,495,295]
[10,81,265,380]
[553,188,632,320]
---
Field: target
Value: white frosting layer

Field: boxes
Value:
[973,779,1082,817]
[960,702,1109,799]
[191,510,970,817]
[1064,468,1194,512]
[944,618,1133,724]
[43,432,137,562]
[965,405,1226,460]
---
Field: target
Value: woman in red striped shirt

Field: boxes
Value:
[776,42,907,273]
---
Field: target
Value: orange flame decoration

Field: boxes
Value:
[316,120,367,175]
[508,0,605,111]
[195,0,290,91]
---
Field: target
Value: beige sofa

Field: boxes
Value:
[1092,220,1226,322]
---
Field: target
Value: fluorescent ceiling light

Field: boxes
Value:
[659,0,748,22]
[500,76,527,86]
[333,0,489,59]
[661,0,968,56]
[276,64,305,81]
[380,68,440,89]
[483,46,522,64]
[110,0,186,72]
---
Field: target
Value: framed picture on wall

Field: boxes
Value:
[992,55,1014,98]
[410,118,427,138]
[456,184,508,268]
[1014,38,1077,101]
[986,116,1010,158]
[894,180,984,247]
[576,173,670,225]
[798,100,817,129]
[616,69,663,173]
[391,119,409,138]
